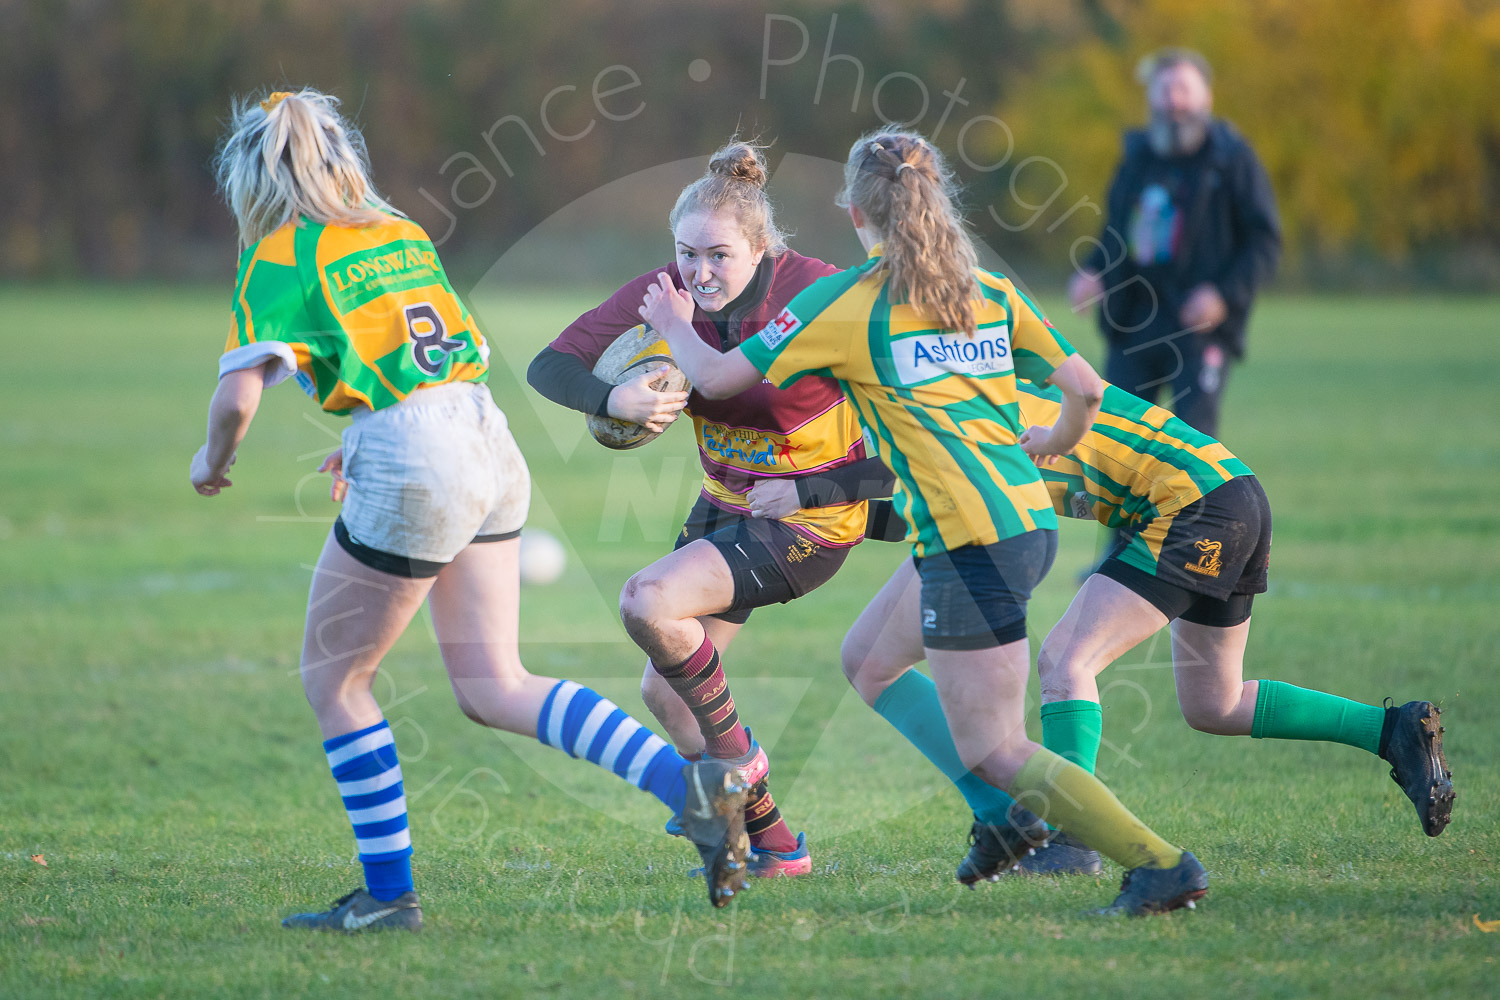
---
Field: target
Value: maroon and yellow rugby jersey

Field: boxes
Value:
[550,251,870,547]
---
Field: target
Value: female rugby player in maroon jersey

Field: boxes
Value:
[529,140,900,879]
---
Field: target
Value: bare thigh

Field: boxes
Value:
[299,531,434,740]
[619,539,737,663]
[927,641,1038,788]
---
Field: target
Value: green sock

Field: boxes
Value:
[1040,700,1103,773]
[1012,748,1183,870]
[872,669,1018,826]
[1251,680,1386,755]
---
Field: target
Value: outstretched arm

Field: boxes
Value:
[638,273,763,400]
[190,363,270,495]
[1017,354,1103,465]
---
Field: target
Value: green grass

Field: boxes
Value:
[2,285,1498,998]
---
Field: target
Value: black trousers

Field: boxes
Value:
[1104,332,1230,437]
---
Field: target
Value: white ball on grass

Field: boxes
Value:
[518,528,567,586]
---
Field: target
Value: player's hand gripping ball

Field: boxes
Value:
[586,324,692,450]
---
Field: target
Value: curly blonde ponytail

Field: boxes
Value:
[215,87,399,248]
[838,130,979,336]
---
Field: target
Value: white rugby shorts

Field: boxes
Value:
[336,381,530,575]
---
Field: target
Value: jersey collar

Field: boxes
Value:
[867,242,885,259]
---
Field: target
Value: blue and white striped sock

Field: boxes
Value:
[324,720,413,902]
[537,681,687,815]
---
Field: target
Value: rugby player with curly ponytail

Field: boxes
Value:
[836,132,979,336]
[651,129,1215,915]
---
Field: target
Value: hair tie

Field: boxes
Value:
[260,91,294,112]
[896,163,915,174]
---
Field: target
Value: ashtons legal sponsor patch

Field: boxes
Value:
[893,325,1012,385]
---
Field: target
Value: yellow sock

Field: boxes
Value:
[1011,747,1183,870]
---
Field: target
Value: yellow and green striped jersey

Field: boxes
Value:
[740,245,1077,556]
[1018,381,1254,528]
[221,215,488,415]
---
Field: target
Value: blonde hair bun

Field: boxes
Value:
[670,137,787,256]
[707,141,769,189]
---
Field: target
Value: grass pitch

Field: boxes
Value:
[1,286,1497,998]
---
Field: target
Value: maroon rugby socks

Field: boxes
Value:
[745,782,799,854]
[654,635,800,854]
[653,634,751,759]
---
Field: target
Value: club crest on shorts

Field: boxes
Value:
[1185,538,1223,578]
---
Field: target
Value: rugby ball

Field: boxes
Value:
[585,323,692,450]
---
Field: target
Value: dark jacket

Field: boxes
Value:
[1084,119,1280,359]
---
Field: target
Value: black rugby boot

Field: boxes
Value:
[1379,699,1455,836]
[955,805,1052,886]
[282,888,422,933]
[1094,851,1207,917]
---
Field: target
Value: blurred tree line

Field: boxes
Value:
[3,0,1497,287]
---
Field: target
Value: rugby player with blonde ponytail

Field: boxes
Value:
[195,88,751,932]
[652,130,1212,916]
[836,131,979,336]
[215,89,397,248]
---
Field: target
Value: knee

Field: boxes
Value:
[455,694,487,727]
[448,662,530,729]
[839,633,897,707]
[299,660,354,716]
[963,734,1034,788]
[1178,695,1236,735]
[619,572,669,637]
[838,632,866,686]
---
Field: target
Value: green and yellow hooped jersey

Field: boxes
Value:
[740,246,1078,557]
[221,215,488,415]
[1018,381,1254,528]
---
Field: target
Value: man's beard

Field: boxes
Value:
[1148,109,1211,157]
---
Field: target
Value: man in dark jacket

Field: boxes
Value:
[1068,48,1280,436]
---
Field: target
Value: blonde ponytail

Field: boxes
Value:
[215,87,399,247]
[838,130,979,336]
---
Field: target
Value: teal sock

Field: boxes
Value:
[1040,700,1104,773]
[872,669,1017,825]
[1251,680,1385,755]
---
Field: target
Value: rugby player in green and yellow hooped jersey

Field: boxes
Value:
[1017,380,1455,868]
[192,87,753,932]
[842,379,1456,882]
[644,128,1209,917]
